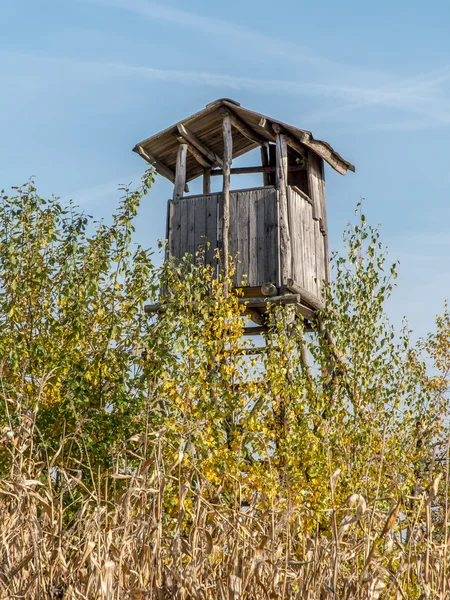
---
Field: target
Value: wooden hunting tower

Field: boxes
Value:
[136,99,354,326]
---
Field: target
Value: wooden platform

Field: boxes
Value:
[144,279,323,336]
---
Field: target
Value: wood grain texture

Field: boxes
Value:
[134,99,355,184]
[173,143,188,200]
[228,188,278,288]
[177,123,223,167]
[222,114,232,287]
[203,168,211,195]
[260,145,270,186]
[276,133,291,285]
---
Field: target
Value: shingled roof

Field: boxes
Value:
[133,98,355,184]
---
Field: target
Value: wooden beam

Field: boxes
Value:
[203,168,211,195]
[144,293,302,316]
[275,132,291,286]
[173,143,188,200]
[295,303,316,321]
[245,308,265,325]
[210,165,305,176]
[261,146,270,186]
[222,113,232,293]
[238,294,300,308]
[175,135,212,169]
[300,132,350,175]
[273,124,351,175]
[258,118,277,142]
[177,123,223,167]
[286,279,324,311]
[243,326,269,336]
[136,145,189,193]
[222,107,269,147]
[272,124,308,160]
[261,282,277,297]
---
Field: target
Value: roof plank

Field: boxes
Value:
[136,145,189,192]
[177,123,223,167]
[133,99,355,183]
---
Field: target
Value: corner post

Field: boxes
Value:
[173,143,188,200]
[203,168,211,195]
[222,111,232,295]
[274,125,291,286]
[260,145,270,186]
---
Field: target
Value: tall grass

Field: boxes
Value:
[1,396,449,600]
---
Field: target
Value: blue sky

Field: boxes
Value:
[1,0,450,339]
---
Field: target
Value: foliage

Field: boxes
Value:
[0,180,450,598]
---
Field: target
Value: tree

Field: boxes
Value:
[0,180,448,598]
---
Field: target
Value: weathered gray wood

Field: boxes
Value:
[210,165,305,176]
[291,186,314,206]
[243,326,268,336]
[323,232,331,282]
[177,123,223,167]
[307,151,330,282]
[228,188,279,288]
[222,114,232,290]
[137,145,189,193]
[295,303,316,321]
[300,132,348,175]
[276,133,291,285]
[203,169,211,195]
[261,282,277,296]
[257,118,277,142]
[245,308,265,326]
[239,293,300,308]
[272,124,307,160]
[223,107,269,147]
[180,197,195,258]
[173,143,188,200]
[286,279,324,311]
[314,219,325,297]
[193,194,207,263]
[257,194,266,286]
[307,150,323,221]
[261,146,270,186]
[165,199,173,263]
[286,187,297,285]
[144,293,300,315]
[205,193,218,268]
[248,192,257,285]
[176,135,212,169]
[239,191,250,286]
[264,188,279,286]
[229,186,239,280]
[168,199,181,259]
[167,187,280,291]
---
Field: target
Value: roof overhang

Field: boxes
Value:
[133,99,355,183]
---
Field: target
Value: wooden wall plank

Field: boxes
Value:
[205,194,218,270]
[314,219,325,298]
[265,188,279,286]
[275,132,291,285]
[222,114,232,289]
[193,194,207,264]
[248,191,258,285]
[173,143,188,200]
[256,193,266,285]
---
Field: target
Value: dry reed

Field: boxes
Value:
[1,400,449,600]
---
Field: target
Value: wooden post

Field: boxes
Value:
[260,146,270,186]
[222,112,232,295]
[203,168,211,195]
[173,143,187,200]
[274,127,291,286]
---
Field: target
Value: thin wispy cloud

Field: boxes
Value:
[4,50,450,124]
[75,0,450,130]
